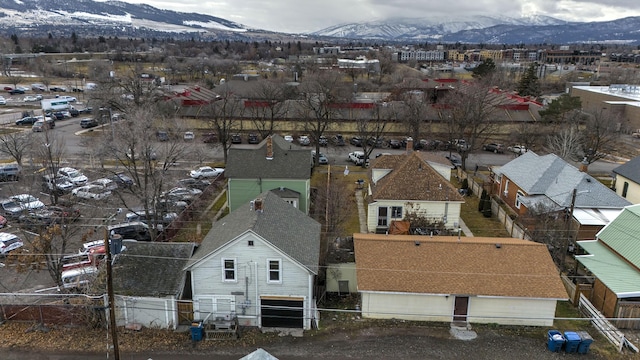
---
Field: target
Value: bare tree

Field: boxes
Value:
[578,109,620,164]
[32,129,66,205]
[246,80,294,139]
[353,103,395,163]
[0,131,31,166]
[398,90,431,144]
[521,203,568,269]
[203,85,244,164]
[297,72,351,160]
[546,126,584,162]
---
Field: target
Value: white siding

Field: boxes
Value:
[470,297,557,326]
[361,292,453,322]
[326,263,357,293]
[367,200,462,233]
[190,232,314,329]
[361,292,558,326]
[116,296,177,329]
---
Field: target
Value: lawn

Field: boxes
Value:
[454,173,511,238]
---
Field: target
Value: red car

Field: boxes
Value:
[3,86,12,91]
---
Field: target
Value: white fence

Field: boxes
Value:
[579,294,638,353]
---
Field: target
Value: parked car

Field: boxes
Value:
[298,135,311,146]
[157,131,169,141]
[89,178,118,191]
[31,83,46,91]
[507,145,528,154]
[50,86,67,92]
[312,150,329,165]
[183,131,195,141]
[0,233,23,255]
[367,137,383,148]
[231,133,242,144]
[23,95,38,102]
[112,172,134,187]
[71,185,112,200]
[0,96,6,105]
[332,134,346,146]
[107,221,151,242]
[57,167,88,186]
[482,143,505,153]
[190,166,224,179]
[283,135,294,142]
[318,135,328,146]
[47,205,81,222]
[32,118,55,132]
[42,174,74,195]
[202,132,216,143]
[0,163,21,181]
[16,116,39,125]
[10,194,45,211]
[388,139,402,149]
[350,136,363,147]
[177,178,211,191]
[0,199,25,219]
[348,151,367,166]
[247,133,259,144]
[446,154,463,168]
[454,139,470,152]
[18,208,59,230]
[8,88,25,95]
[80,118,99,128]
[161,187,202,203]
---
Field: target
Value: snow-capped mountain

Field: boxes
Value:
[0,0,249,39]
[310,15,569,40]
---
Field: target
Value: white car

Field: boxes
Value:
[184,131,195,141]
[190,166,224,179]
[0,97,6,105]
[23,95,38,102]
[89,178,118,191]
[60,95,77,103]
[72,185,112,200]
[10,194,45,210]
[283,135,294,142]
[57,167,88,186]
[298,135,311,146]
[507,145,528,154]
[0,233,23,255]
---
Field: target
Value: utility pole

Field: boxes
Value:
[104,228,120,360]
[563,188,578,272]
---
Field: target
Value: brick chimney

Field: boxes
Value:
[266,136,273,160]
[405,137,414,154]
[579,157,588,172]
[254,198,264,212]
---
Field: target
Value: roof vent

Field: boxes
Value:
[414,241,420,246]
[495,243,502,249]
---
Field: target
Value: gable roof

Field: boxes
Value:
[613,156,640,183]
[354,233,567,299]
[595,204,640,268]
[225,134,311,180]
[369,152,463,202]
[186,191,321,273]
[497,151,630,209]
[577,240,640,298]
[112,241,196,297]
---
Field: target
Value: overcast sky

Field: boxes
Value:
[119,0,640,33]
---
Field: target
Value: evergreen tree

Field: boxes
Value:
[472,58,496,79]
[538,94,582,123]
[517,63,540,97]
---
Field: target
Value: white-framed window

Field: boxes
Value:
[391,206,402,219]
[267,259,282,283]
[222,258,237,282]
[515,190,524,209]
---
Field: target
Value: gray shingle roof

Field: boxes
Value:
[186,191,321,274]
[225,134,311,180]
[498,152,630,209]
[112,241,196,297]
[613,156,640,183]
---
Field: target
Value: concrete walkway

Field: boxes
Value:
[355,190,368,233]
[356,188,474,237]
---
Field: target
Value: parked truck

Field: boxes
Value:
[41,98,70,112]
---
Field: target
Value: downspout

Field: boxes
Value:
[254,261,259,326]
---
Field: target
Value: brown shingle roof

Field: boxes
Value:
[369,152,463,202]
[354,233,567,299]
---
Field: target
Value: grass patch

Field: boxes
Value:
[453,174,510,238]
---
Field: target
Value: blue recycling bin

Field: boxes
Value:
[547,330,565,352]
[564,331,581,353]
[576,331,594,354]
[190,320,204,342]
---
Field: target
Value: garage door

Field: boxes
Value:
[261,298,303,328]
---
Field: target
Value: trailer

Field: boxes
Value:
[41,98,70,112]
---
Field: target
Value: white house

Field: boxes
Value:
[185,191,321,330]
[367,152,463,233]
[354,233,567,326]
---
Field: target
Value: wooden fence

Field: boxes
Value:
[579,293,638,352]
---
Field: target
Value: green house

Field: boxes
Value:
[225,134,311,214]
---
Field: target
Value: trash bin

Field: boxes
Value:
[564,331,581,353]
[190,321,204,342]
[547,330,565,352]
[576,331,594,354]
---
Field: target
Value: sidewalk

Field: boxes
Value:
[355,189,367,233]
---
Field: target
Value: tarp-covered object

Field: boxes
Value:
[389,220,410,235]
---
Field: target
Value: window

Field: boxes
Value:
[222,258,236,282]
[622,182,629,198]
[267,259,281,283]
[515,190,524,209]
[391,206,402,219]
[248,240,254,246]
[377,207,388,226]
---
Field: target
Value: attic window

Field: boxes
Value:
[248,240,254,247]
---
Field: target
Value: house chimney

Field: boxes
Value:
[254,198,264,212]
[406,137,414,154]
[579,157,588,172]
[266,136,273,160]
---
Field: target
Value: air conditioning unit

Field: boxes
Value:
[503,191,508,197]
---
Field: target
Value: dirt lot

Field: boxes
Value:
[0,319,637,360]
